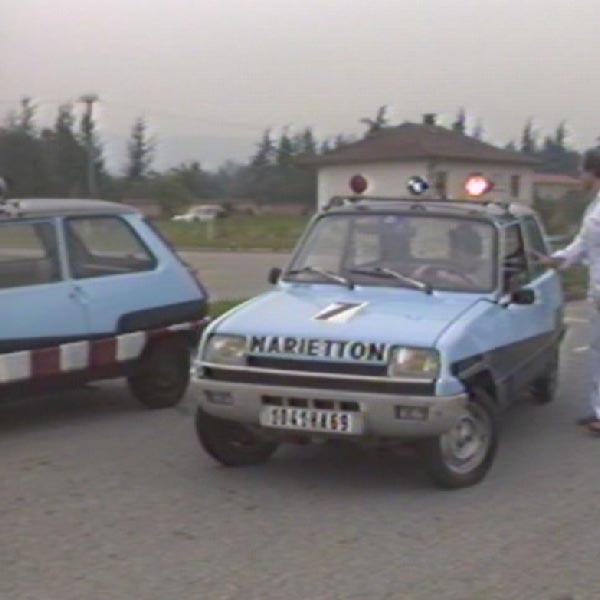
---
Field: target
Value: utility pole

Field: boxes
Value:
[79,93,99,198]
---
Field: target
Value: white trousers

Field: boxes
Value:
[589,308,600,418]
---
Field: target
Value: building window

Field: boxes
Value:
[434,171,447,198]
[510,175,521,199]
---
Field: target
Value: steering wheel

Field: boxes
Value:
[413,264,478,287]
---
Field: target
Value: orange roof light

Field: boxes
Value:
[465,175,493,197]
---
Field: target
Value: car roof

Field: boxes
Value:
[0,198,138,220]
[322,196,536,224]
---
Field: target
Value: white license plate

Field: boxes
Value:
[259,406,363,435]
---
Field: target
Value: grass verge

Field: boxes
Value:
[209,299,248,318]
[156,215,309,251]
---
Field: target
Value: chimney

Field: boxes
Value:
[422,113,437,126]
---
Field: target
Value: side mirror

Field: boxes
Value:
[510,288,535,305]
[268,267,282,285]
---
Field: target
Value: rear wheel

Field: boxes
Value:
[128,336,191,409]
[419,388,498,489]
[195,408,278,467]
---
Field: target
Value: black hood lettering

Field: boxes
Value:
[247,335,391,362]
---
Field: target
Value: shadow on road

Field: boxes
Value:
[0,382,141,435]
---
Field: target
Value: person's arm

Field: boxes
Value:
[550,233,587,269]
[542,215,597,269]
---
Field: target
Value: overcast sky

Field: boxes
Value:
[2,0,599,169]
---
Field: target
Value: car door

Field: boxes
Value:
[62,214,190,336]
[496,221,560,393]
[0,218,89,354]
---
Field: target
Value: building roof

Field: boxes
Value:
[533,173,581,186]
[0,198,137,219]
[303,123,539,167]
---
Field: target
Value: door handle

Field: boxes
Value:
[69,285,88,303]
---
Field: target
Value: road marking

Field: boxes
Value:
[565,317,590,324]
[572,346,590,353]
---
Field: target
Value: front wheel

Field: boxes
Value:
[195,408,278,467]
[530,350,559,405]
[419,388,498,489]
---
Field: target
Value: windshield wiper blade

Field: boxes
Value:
[286,266,354,289]
[350,267,432,294]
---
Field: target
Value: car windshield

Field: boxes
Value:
[286,212,497,293]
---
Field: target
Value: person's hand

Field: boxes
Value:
[531,250,564,269]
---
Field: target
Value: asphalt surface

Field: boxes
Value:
[180,250,290,301]
[2,302,600,600]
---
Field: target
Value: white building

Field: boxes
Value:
[533,173,581,201]
[306,119,538,209]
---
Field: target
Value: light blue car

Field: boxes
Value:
[0,198,208,409]
[192,194,564,488]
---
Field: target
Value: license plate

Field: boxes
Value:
[259,406,363,435]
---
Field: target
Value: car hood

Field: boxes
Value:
[215,286,482,349]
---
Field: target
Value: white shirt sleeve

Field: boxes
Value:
[552,230,587,268]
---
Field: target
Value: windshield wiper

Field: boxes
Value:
[286,266,354,289]
[350,267,432,294]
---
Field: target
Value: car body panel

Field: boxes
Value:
[0,199,209,398]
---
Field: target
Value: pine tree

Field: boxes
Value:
[17,97,36,134]
[250,129,275,168]
[360,106,388,136]
[52,104,87,196]
[276,128,294,168]
[520,119,536,154]
[452,108,466,134]
[79,104,106,195]
[126,117,154,180]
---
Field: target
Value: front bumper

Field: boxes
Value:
[192,375,468,439]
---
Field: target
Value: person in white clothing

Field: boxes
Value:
[542,148,600,433]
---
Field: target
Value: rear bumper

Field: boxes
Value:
[191,377,468,438]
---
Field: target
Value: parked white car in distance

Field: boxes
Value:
[172,205,225,223]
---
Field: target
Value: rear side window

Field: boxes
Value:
[66,216,156,279]
[0,221,60,289]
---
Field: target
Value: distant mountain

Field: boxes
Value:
[101,132,255,174]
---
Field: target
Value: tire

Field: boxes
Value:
[419,388,498,489]
[128,336,191,409]
[195,408,278,467]
[530,350,559,405]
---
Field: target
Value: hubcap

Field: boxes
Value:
[439,403,491,475]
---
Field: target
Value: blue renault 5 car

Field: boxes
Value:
[192,182,564,488]
[0,198,208,409]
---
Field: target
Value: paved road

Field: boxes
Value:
[180,250,290,301]
[2,303,600,600]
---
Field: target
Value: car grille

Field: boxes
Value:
[246,356,387,376]
[204,367,435,396]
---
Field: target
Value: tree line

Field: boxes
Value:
[0,100,587,215]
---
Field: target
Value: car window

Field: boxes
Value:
[291,217,350,275]
[66,216,156,279]
[287,213,496,292]
[503,223,529,290]
[0,221,61,289]
[521,216,548,278]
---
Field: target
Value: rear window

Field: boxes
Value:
[66,216,156,279]
[0,221,61,289]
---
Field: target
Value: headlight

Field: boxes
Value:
[388,347,440,378]
[204,335,246,366]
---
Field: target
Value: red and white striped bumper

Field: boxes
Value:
[0,319,208,386]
